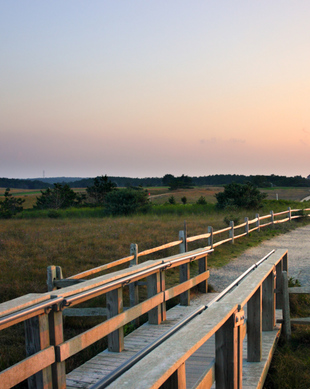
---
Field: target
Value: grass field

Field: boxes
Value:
[1,186,310,386]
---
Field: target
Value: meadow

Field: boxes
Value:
[1,186,310,386]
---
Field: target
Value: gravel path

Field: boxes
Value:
[208,224,310,291]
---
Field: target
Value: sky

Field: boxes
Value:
[1,1,310,179]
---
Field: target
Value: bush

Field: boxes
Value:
[86,175,116,205]
[34,184,84,210]
[105,188,151,216]
[181,196,187,205]
[196,196,207,205]
[168,196,176,205]
[215,182,267,210]
[0,188,25,219]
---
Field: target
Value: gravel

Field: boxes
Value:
[208,224,310,291]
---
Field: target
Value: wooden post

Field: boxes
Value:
[245,217,249,236]
[49,306,66,389]
[129,243,139,309]
[198,255,208,293]
[282,271,291,340]
[247,286,262,362]
[179,230,190,306]
[208,226,213,249]
[147,272,162,325]
[288,207,291,222]
[275,260,283,309]
[107,288,124,352]
[229,221,234,244]
[215,313,241,389]
[160,362,186,389]
[256,213,260,232]
[160,269,167,322]
[47,266,63,292]
[270,210,274,227]
[262,269,276,331]
[24,313,52,389]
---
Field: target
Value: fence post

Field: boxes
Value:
[275,260,283,309]
[48,302,66,388]
[24,313,52,389]
[161,363,186,389]
[245,217,249,236]
[288,207,291,222]
[47,266,63,292]
[147,272,162,324]
[247,286,262,362]
[282,271,291,340]
[256,213,260,232]
[270,210,274,227]
[107,287,124,352]
[208,226,213,249]
[262,269,276,331]
[179,230,190,306]
[229,221,234,244]
[129,243,139,307]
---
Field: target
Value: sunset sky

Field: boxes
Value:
[1,1,310,179]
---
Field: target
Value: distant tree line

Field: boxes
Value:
[1,173,310,190]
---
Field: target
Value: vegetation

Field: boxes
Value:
[34,183,85,210]
[215,182,267,210]
[162,174,194,190]
[86,175,116,205]
[104,188,151,215]
[0,188,25,219]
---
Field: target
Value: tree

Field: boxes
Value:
[105,188,151,216]
[215,182,267,210]
[86,175,117,205]
[0,188,25,219]
[34,183,84,210]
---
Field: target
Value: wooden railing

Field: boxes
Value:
[106,249,289,389]
[0,246,211,389]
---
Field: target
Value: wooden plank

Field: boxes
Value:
[187,232,211,243]
[138,240,182,257]
[58,293,164,361]
[290,317,310,324]
[198,256,208,293]
[247,286,262,362]
[160,362,186,389]
[147,272,162,325]
[282,271,291,340]
[69,255,134,279]
[262,270,275,331]
[49,309,66,389]
[107,287,124,352]
[0,294,50,318]
[24,313,52,388]
[0,346,55,389]
[165,272,209,301]
[179,230,190,306]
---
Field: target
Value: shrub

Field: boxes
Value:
[196,196,207,205]
[0,188,25,219]
[86,175,116,205]
[34,183,84,210]
[105,188,151,216]
[215,182,267,210]
[168,196,176,205]
[181,196,187,205]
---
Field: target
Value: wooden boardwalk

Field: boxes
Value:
[67,292,282,389]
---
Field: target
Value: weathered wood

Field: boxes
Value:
[0,294,49,319]
[0,346,55,389]
[208,226,213,249]
[262,269,275,331]
[129,243,139,327]
[49,309,66,389]
[194,363,215,389]
[47,266,57,292]
[290,317,310,324]
[198,256,208,293]
[282,271,291,340]
[138,240,183,257]
[270,210,274,227]
[107,287,124,352]
[160,362,186,389]
[58,293,164,361]
[63,308,108,317]
[187,232,211,243]
[160,270,167,321]
[256,213,260,232]
[165,272,209,301]
[147,272,162,324]
[245,217,249,236]
[275,260,283,309]
[215,314,239,389]
[179,230,190,306]
[247,286,262,362]
[24,313,52,388]
[54,279,85,288]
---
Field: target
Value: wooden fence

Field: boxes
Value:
[0,206,309,388]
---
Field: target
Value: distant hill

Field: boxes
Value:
[1,174,310,190]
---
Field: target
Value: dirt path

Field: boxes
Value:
[208,224,310,291]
